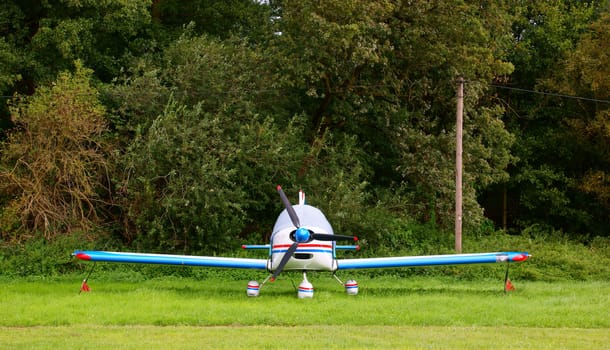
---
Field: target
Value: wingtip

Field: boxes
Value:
[74,252,91,261]
[276,184,282,191]
[511,253,531,262]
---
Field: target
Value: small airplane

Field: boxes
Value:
[73,185,530,298]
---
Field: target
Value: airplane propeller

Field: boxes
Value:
[271,185,357,281]
[277,185,301,228]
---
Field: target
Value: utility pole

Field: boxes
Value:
[455,77,464,253]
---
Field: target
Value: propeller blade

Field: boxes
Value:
[271,242,299,282]
[312,233,358,242]
[277,185,300,228]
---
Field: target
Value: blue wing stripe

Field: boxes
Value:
[336,252,529,270]
[73,250,268,270]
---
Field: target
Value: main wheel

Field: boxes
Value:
[247,280,260,297]
[345,280,358,295]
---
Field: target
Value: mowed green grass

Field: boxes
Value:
[1,274,608,349]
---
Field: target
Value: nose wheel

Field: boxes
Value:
[298,272,314,298]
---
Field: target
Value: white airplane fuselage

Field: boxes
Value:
[269,204,337,272]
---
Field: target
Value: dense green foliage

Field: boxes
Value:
[486,1,610,235]
[1,1,609,263]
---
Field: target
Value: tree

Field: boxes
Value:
[0,0,154,134]
[108,29,375,252]
[0,38,20,96]
[271,0,516,229]
[151,0,275,41]
[549,10,610,232]
[123,100,287,252]
[111,33,306,251]
[0,62,112,239]
[493,1,608,236]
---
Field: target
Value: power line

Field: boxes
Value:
[490,84,610,104]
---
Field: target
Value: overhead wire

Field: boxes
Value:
[489,84,610,104]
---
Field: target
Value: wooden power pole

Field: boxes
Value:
[455,77,464,253]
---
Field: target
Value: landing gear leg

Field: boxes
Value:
[504,262,515,293]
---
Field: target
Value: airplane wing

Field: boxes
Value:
[336,251,529,270]
[73,250,268,270]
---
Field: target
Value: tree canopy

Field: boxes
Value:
[1,0,608,252]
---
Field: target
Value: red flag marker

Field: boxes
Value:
[80,279,91,292]
[505,278,515,292]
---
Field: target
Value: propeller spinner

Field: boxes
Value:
[271,186,357,281]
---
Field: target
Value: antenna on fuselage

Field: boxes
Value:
[299,189,305,206]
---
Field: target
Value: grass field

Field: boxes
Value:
[1,273,608,349]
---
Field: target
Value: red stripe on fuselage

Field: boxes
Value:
[273,244,333,249]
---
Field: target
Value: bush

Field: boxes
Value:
[459,227,610,281]
[0,62,112,239]
[0,232,98,277]
[120,99,307,253]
